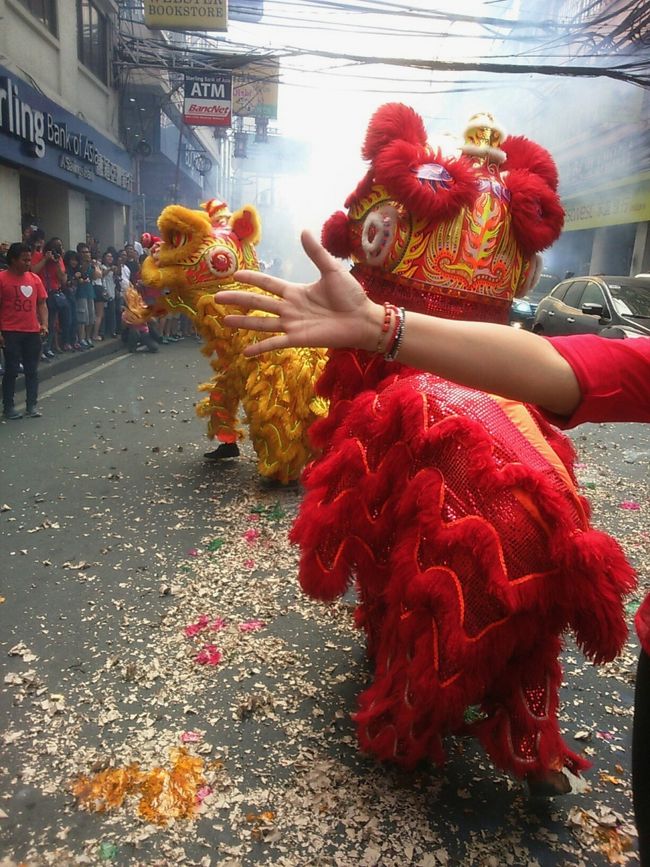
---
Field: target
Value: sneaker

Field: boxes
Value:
[41,353,50,362]
[80,339,90,349]
[161,337,170,345]
[62,344,72,352]
[3,407,22,420]
[45,349,55,358]
[204,442,240,461]
[25,406,42,418]
[73,342,82,351]
[87,339,95,348]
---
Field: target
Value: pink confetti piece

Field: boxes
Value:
[194,644,222,666]
[196,785,213,803]
[187,547,199,557]
[247,513,260,523]
[243,559,255,569]
[596,730,616,741]
[239,619,265,633]
[243,528,260,544]
[619,501,641,511]
[184,614,211,637]
[180,731,202,744]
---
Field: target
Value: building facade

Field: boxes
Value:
[0,0,132,249]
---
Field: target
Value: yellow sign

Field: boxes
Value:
[563,179,650,231]
[233,60,279,119]
[144,0,227,31]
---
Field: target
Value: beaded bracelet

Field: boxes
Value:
[384,307,406,361]
[376,302,399,353]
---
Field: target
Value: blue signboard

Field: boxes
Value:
[0,65,133,206]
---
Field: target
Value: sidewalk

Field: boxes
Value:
[13,336,128,393]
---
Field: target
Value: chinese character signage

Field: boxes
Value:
[144,0,227,31]
[183,73,232,127]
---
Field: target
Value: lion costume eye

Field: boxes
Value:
[361,207,398,264]
[207,246,238,277]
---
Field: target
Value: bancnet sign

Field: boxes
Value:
[183,73,232,127]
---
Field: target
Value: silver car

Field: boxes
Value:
[532,275,650,339]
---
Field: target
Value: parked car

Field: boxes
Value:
[532,275,650,339]
[509,274,560,330]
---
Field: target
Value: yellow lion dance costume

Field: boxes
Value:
[135,198,328,484]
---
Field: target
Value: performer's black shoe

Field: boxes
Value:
[204,443,240,461]
[526,769,571,797]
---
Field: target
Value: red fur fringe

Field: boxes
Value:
[321,211,353,259]
[373,143,477,221]
[502,135,560,191]
[506,169,565,255]
[292,353,635,774]
[361,102,428,162]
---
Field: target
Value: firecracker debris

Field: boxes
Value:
[0,357,647,867]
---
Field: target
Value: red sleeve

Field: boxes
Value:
[636,594,650,655]
[541,335,650,428]
[33,274,47,301]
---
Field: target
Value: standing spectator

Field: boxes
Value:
[86,234,100,260]
[0,243,48,419]
[91,254,107,341]
[62,250,80,350]
[21,219,38,249]
[98,251,117,339]
[0,242,8,270]
[30,229,45,256]
[32,237,68,357]
[114,250,131,335]
[124,243,141,283]
[75,243,99,348]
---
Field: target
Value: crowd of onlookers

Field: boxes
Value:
[0,223,197,374]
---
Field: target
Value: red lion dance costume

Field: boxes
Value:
[292,104,635,781]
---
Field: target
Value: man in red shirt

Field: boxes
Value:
[31,237,67,358]
[0,243,48,419]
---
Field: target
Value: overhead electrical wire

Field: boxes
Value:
[115,0,650,89]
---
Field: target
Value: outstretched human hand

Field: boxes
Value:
[219,231,380,357]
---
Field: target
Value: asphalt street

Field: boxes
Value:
[0,340,647,866]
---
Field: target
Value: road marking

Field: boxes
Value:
[39,353,129,400]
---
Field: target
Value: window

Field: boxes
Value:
[77,0,109,84]
[18,0,58,36]
[562,281,588,308]
[550,281,572,302]
[579,282,608,313]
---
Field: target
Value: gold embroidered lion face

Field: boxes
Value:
[140,200,261,317]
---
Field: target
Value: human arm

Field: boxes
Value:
[31,250,53,276]
[219,231,582,418]
[37,298,48,335]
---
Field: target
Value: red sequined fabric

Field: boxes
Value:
[293,353,635,776]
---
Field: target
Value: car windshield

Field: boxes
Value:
[607,280,650,318]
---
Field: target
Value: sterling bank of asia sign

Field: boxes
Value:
[0,71,133,204]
